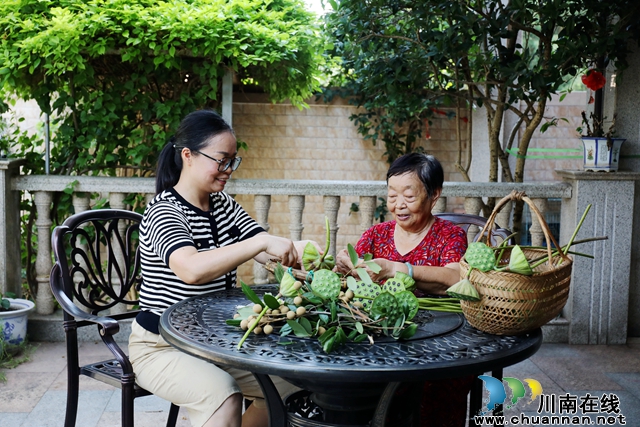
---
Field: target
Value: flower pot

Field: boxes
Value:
[580,137,626,172]
[0,299,35,345]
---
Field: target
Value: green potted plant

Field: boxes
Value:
[577,69,626,172]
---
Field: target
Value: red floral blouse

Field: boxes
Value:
[355,217,467,270]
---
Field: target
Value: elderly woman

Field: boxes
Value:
[336,152,472,427]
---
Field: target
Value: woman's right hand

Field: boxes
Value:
[260,234,298,267]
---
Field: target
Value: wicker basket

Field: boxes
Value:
[459,191,572,335]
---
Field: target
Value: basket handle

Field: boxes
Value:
[477,191,570,265]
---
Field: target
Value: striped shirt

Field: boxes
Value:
[138,188,265,317]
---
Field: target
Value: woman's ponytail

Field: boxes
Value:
[155,137,182,194]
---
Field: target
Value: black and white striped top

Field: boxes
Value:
[138,188,265,317]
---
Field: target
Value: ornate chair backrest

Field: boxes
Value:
[434,213,513,246]
[50,209,143,318]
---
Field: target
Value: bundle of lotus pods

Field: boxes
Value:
[229,244,419,353]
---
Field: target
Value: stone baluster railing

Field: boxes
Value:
[34,191,54,315]
[252,194,272,285]
[529,198,548,247]
[109,193,128,315]
[72,194,91,313]
[323,196,340,257]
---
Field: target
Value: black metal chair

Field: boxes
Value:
[49,209,179,427]
[435,212,514,245]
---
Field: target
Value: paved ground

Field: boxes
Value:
[0,339,639,426]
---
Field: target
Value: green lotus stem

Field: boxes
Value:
[564,205,592,256]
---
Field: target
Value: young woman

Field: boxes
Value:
[129,109,317,427]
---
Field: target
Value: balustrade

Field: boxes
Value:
[5,163,638,346]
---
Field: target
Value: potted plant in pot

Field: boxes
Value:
[577,69,626,172]
[0,292,35,347]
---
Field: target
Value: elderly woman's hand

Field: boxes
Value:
[293,240,323,270]
[365,258,398,283]
[334,249,355,274]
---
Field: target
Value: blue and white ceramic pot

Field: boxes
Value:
[0,298,35,346]
[580,137,626,172]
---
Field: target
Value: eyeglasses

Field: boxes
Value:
[192,150,242,172]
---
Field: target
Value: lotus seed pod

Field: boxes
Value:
[382,278,404,294]
[253,326,263,335]
[395,290,419,320]
[279,272,299,297]
[352,281,382,311]
[252,303,262,314]
[302,242,321,271]
[318,326,326,336]
[263,324,274,335]
[508,245,533,276]
[287,311,296,320]
[296,306,306,316]
[465,242,496,272]
[394,271,416,292]
[446,278,481,301]
[293,296,303,306]
[240,319,249,330]
[370,291,403,324]
[311,269,341,300]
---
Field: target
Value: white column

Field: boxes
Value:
[558,170,640,344]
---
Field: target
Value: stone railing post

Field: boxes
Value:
[72,194,91,313]
[463,197,484,242]
[558,170,640,345]
[528,198,548,247]
[0,159,24,297]
[253,194,271,284]
[433,196,446,214]
[358,196,376,234]
[323,196,340,258]
[35,191,55,314]
[109,193,128,315]
[288,195,305,241]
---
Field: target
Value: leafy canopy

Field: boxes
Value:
[327,0,640,178]
[0,0,324,176]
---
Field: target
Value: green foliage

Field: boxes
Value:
[327,0,640,175]
[0,0,325,293]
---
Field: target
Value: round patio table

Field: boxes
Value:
[159,286,542,427]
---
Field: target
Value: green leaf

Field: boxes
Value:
[399,323,418,340]
[286,320,312,337]
[355,321,364,334]
[241,282,263,307]
[225,319,242,327]
[365,260,381,274]
[298,316,313,334]
[347,243,359,267]
[263,293,280,310]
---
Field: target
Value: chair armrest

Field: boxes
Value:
[50,264,121,337]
